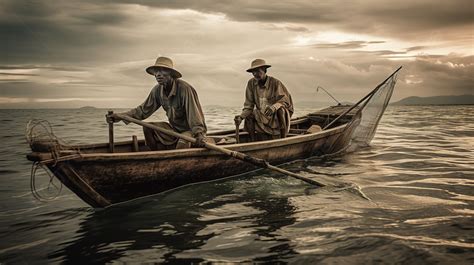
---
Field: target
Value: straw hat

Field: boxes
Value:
[146,56,182,78]
[246,59,271,72]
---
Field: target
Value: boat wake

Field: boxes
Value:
[298,172,372,202]
[284,159,372,201]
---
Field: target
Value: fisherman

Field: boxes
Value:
[234,59,294,141]
[107,56,208,150]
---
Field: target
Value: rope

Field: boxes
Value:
[30,162,63,201]
[26,119,81,202]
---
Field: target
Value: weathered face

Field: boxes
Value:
[251,67,266,81]
[154,68,172,85]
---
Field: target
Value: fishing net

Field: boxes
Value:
[321,68,400,157]
[25,119,74,159]
[347,69,399,151]
[25,120,77,201]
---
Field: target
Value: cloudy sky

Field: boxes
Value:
[0,0,472,108]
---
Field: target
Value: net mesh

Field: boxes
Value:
[25,120,74,201]
[26,119,66,150]
[320,68,400,158]
[347,71,398,151]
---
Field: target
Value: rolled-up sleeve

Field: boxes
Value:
[125,85,161,121]
[183,85,207,136]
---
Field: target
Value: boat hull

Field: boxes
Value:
[45,124,350,207]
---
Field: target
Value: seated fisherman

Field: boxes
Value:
[107,56,208,150]
[234,59,294,141]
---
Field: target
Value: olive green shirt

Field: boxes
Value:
[126,79,207,136]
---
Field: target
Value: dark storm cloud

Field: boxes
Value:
[74,11,130,25]
[281,25,310,32]
[109,0,338,23]
[406,46,426,52]
[361,50,408,56]
[0,79,128,107]
[0,0,471,108]
[0,65,85,71]
[407,55,474,93]
[311,41,379,49]
[0,1,133,64]
[0,81,84,98]
[309,41,391,55]
[1,0,471,66]
[109,0,473,39]
[0,73,39,77]
[265,24,310,32]
[0,80,30,83]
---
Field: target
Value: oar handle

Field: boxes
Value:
[115,114,325,187]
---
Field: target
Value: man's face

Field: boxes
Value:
[154,68,172,85]
[251,67,266,81]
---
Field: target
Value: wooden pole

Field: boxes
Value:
[107,110,114,153]
[116,114,325,187]
[235,121,240,143]
[132,135,139,152]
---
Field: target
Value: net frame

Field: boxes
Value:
[321,67,401,157]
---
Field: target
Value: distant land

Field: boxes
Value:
[79,106,98,109]
[392,95,474,105]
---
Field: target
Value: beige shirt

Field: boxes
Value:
[126,79,207,136]
[240,76,294,134]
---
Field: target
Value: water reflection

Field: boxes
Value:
[1,106,473,263]
[49,174,298,263]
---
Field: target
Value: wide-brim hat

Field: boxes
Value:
[246,58,271,72]
[146,56,182,78]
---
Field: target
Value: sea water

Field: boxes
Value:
[0,105,472,264]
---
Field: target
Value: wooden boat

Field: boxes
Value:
[26,105,363,208]
[26,67,401,208]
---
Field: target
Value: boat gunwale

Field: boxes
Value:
[62,123,348,162]
[59,116,312,150]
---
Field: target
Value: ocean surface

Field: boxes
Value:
[0,105,473,264]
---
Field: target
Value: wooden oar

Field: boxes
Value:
[115,114,325,187]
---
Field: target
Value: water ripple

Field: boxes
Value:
[0,106,473,263]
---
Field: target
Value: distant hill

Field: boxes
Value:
[392,95,474,105]
[79,106,98,109]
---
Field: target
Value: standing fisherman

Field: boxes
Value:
[107,56,208,150]
[234,59,294,141]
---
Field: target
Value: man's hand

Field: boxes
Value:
[106,113,123,124]
[195,132,207,147]
[264,105,277,116]
[234,115,243,126]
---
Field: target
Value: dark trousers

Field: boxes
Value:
[244,108,288,141]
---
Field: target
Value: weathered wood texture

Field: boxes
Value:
[28,106,358,208]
